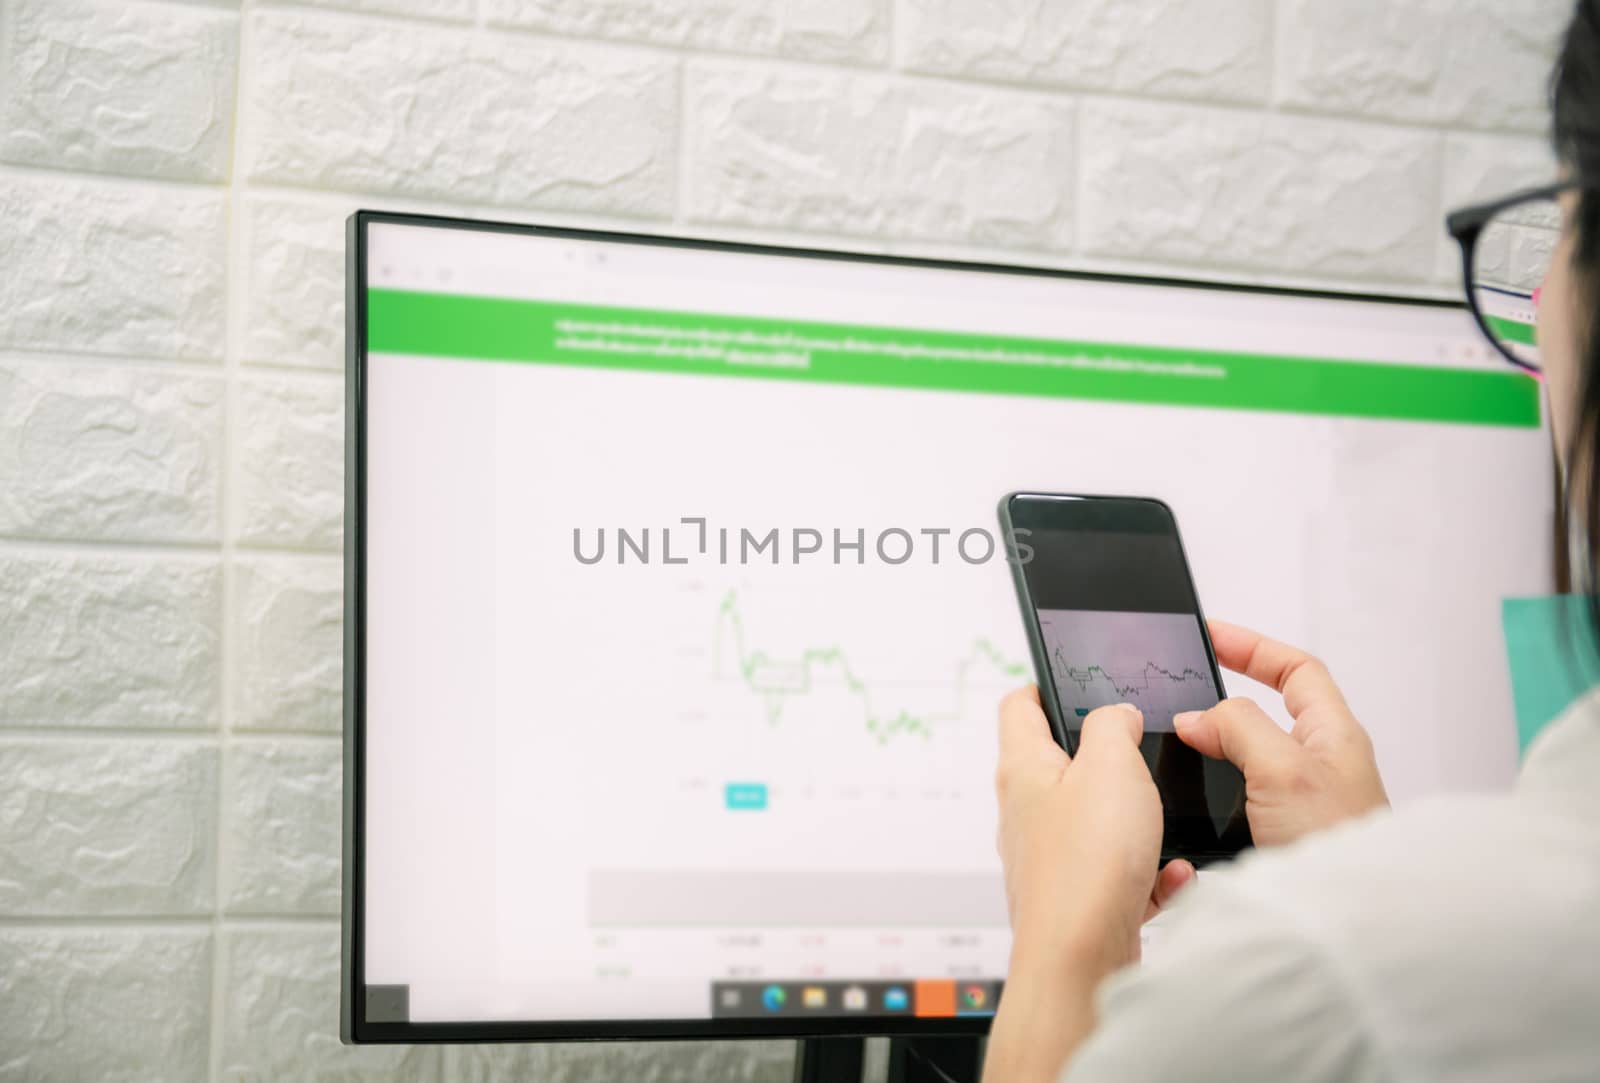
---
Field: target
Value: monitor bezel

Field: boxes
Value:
[342,208,1465,1043]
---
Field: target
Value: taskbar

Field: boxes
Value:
[711,979,1001,1019]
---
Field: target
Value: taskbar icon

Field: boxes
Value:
[710,979,1002,1019]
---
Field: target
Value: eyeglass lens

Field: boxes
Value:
[1470,196,1561,370]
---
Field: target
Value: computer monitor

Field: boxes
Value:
[343,212,1549,1042]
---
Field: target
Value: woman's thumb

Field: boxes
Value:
[1174,698,1297,777]
[1079,702,1144,754]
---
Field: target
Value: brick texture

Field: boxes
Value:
[0,1,1565,1080]
[0,0,239,182]
[0,174,226,360]
[1278,0,1569,132]
[0,362,223,543]
[0,740,217,914]
[222,740,341,914]
[0,929,212,1083]
[232,558,343,733]
[485,0,890,64]
[686,63,1076,248]
[442,1039,798,1082]
[234,375,344,550]
[1080,101,1441,281]
[239,10,677,217]
[0,553,221,728]
[239,199,350,371]
[304,0,474,20]
[900,0,1271,103]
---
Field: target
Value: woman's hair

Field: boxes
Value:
[1551,0,1600,629]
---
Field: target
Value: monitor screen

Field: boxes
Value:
[345,213,1549,1041]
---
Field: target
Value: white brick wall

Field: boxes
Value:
[0,0,1564,1077]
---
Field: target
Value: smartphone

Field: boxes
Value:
[998,492,1251,864]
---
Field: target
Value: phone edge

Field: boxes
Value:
[997,492,1077,755]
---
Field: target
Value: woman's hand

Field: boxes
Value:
[986,688,1193,1083]
[1173,620,1388,847]
[995,687,1192,972]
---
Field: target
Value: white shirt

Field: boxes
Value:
[1062,691,1600,1082]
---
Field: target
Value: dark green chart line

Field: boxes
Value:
[1050,647,1212,699]
[712,590,1027,743]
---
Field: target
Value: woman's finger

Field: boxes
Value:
[1143,859,1196,922]
[1206,619,1349,719]
[1076,701,1143,757]
[1173,696,1300,778]
[997,685,1067,782]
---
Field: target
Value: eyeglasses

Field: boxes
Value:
[1446,181,1575,375]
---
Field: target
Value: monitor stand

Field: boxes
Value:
[792,1038,863,1083]
[793,1037,983,1083]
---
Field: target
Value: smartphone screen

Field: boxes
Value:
[1001,493,1251,861]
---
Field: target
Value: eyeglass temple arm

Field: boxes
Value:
[1446,179,1579,240]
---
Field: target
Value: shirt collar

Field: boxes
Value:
[1519,684,1600,802]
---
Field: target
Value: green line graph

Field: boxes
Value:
[712,590,1026,743]
[1051,647,1211,700]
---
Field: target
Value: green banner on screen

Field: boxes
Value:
[367,289,1541,428]
[1486,313,1539,347]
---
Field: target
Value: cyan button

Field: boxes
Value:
[724,782,768,810]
